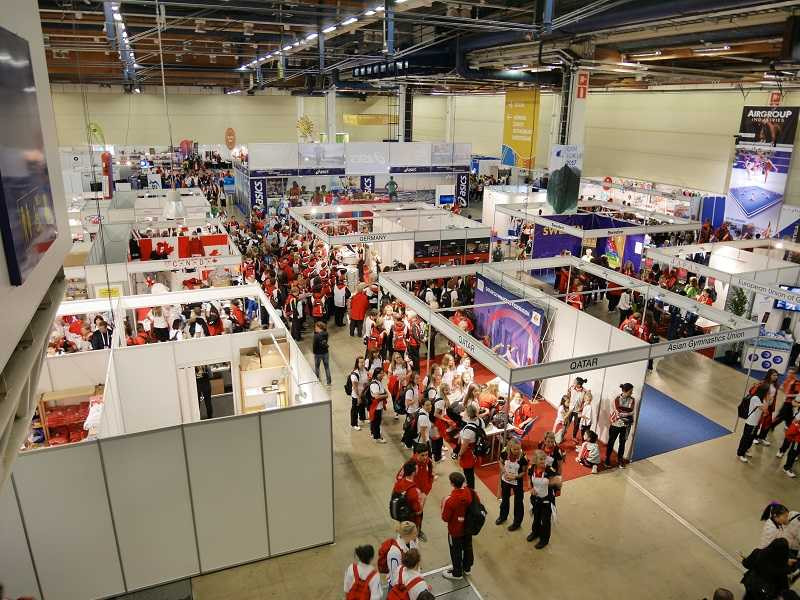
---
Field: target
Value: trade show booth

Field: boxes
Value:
[289,202,491,278]
[378,257,757,454]
[481,185,549,238]
[1,284,333,600]
[234,141,471,213]
[646,239,800,373]
[496,201,701,271]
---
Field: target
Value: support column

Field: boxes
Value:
[318,27,325,73]
[565,67,589,147]
[445,96,455,142]
[325,88,337,142]
[384,0,395,56]
[397,84,406,142]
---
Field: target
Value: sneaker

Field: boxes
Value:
[526,532,538,542]
[785,469,797,478]
[451,452,458,460]
[352,425,361,431]
[604,461,611,468]
[375,438,387,444]
[495,517,506,526]
[777,451,785,459]
[760,439,772,447]
[442,570,462,581]
[746,451,753,457]
[463,569,471,576]
[507,523,521,532]
[418,531,427,542]
[738,456,749,463]
[534,540,549,550]
[753,439,761,445]
[591,465,598,474]
[394,414,399,420]
[618,462,625,469]
[360,420,369,425]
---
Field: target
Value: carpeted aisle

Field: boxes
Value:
[631,383,731,461]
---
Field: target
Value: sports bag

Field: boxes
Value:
[377,538,399,574]
[464,422,491,457]
[464,489,487,536]
[401,412,419,449]
[387,567,424,600]
[389,487,414,521]
[737,396,758,420]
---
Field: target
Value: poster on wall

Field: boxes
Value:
[473,274,546,397]
[455,172,469,206]
[725,106,799,238]
[0,27,58,286]
[547,144,583,214]
[501,89,541,169]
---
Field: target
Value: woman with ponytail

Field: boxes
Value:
[759,503,790,549]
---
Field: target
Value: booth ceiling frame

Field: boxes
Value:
[289,202,491,246]
[646,239,800,305]
[496,202,701,238]
[378,256,759,386]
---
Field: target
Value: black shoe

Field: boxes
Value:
[508,523,521,532]
[535,540,549,549]
[495,517,506,526]
[604,460,611,467]
[526,532,538,542]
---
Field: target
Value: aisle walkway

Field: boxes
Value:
[190,319,797,600]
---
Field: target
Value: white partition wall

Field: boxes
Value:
[261,403,334,555]
[183,415,269,570]
[38,348,110,392]
[1,400,334,599]
[13,443,126,600]
[101,428,200,590]
[0,480,39,600]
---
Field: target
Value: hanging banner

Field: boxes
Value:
[455,172,469,207]
[249,177,266,207]
[547,144,583,214]
[724,106,799,238]
[501,89,541,169]
[360,175,375,194]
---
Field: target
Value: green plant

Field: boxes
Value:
[727,286,748,317]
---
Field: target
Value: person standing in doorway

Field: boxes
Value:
[195,365,213,419]
[441,471,475,581]
[737,385,767,463]
[312,322,332,385]
[563,377,591,442]
[605,383,636,468]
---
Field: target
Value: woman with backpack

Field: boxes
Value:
[527,449,562,549]
[349,357,369,431]
[368,368,389,444]
[458,403,483,489]
[738,385,768,463]
[753,369,780,447]
[379,521,418,593]
[388,549,432,600]
[343,544,382,600]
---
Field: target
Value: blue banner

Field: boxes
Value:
[360,175,375,193]
[455,172,469,207]
[249,177,266,207]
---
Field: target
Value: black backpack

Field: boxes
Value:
[344,370,357,396]
[401,412,419,449]
[737,396,757,420]
[439,288,452,309]
[464,422,491,457]
[389,488,414,521]
[464,489,487,536]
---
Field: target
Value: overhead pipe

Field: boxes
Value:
[453,38,562,84]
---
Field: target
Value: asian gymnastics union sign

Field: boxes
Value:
[650,329,754,358]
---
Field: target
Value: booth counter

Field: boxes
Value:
[579,176,711,220]
[1,284,333,600]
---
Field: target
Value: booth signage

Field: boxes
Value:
[298,168,346,176]
[731,276,800,304]
[456,172,469,207]
[390,166,432,174]
[360,175,375,193]
[165,256,226,269]
[650,327,759,358]
[250,177,266,207]
[501,88,541,169]
[251,169,299,177]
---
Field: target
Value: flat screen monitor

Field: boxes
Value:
[774,285,800,311]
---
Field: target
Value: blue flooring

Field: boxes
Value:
[631,384,731,461]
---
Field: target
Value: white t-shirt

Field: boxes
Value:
[343,562,382,600]
[370,380,387,411]
[350,371,361,400]
[459,417,481,444]
[148,310,168,329]
[456,364,474,384]
[405,387,420,414]
[387,538,418,586]
[745,396,764,427]
[442,368,455,387]
[618,292,632,311]
[416,410,431,443]
[568,386,588,412]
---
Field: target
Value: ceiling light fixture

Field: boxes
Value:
[342,17,358,25]
[629,50,661,59]
[293,41,301,47]
[374,5,385,11]
[306,33,318,41]
[693,45,731,53]
[283,44,292,51]
[322,25,337,33]
[365,10,376,16]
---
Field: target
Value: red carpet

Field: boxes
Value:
[420,354,618,497]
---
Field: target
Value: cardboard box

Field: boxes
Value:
[240,347,261,371]
[210,377,225,396]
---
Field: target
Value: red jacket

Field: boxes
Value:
[396,455,433,495]
[441,487,475,537]
[350,292,369,320]
[392,478,423,515]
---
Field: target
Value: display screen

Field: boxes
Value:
[0,27,58,285]
[775,285,800,311]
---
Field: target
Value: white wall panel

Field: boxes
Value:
[261,404,333,555]
[183,415,269,570]
[389,142,431,166]
[44,349,109,391]
[101,429,199,590]
[0,480,39,600]
[114,343,182,433]
[248,143,300,170]
[13,444,125,600]
[36,359,53,394]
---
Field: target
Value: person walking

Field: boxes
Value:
[738,385,768,463]
[605,383,636,469]
[441,472,475,581]
[754,369,779,447]
[496,438,528,531]
[312,322,332,385]
[527,449,561,548]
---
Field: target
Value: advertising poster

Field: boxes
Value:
[0,27,58,285]
[501,89,541,169]
[455,172,469,206]
[725,106,799,238]
[547,144,583,214]
[360,175,375,194]
[474,274,546,397]
[249,177,265,208]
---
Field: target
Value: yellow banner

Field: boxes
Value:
[342,113,396,126]
[501,89,541,169]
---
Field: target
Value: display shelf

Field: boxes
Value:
[33,385,104,449]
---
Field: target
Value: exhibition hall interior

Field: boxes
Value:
[6,0,800,599]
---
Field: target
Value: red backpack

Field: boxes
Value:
[312,293,324,318]
[786,420,800,443]
[377,538,399,574]
[346,563,377,600]
[387,566,424,600]
[393,322,407,351]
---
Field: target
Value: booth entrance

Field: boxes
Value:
[378,257,757,487]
